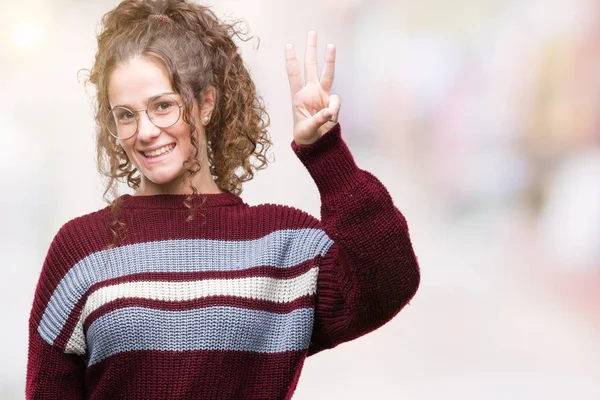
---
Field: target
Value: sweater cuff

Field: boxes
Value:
[290,123,362,201]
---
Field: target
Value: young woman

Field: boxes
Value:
[26,0,420,399]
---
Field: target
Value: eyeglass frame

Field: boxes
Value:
[105,92,185,140]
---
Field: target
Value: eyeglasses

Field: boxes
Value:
[105,93,184,140]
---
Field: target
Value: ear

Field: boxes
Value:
[199,85,216,122]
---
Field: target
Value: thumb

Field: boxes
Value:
[302,108,332,134]
[327,94,341,123]
[310,104,339,132]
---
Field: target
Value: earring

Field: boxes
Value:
[203,116,210,125]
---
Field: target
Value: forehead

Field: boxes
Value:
[108,56,173,108]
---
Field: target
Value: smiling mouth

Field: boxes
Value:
[141,143,176,158]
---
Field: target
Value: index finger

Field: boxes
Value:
[285,43,303,96]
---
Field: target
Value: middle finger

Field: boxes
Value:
[304,30,319,84]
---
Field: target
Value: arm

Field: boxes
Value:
[26,227,86,399]
[292,123,420,356]
[27,330,87,399]
[284,32,420,355]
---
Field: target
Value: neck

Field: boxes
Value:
[136,166,223,196]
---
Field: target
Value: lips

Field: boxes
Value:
[138,145,176,167]
[140,143,176,158]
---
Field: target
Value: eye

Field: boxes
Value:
[115,109,135,123]
[155,101,175,113]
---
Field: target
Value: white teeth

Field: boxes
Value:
[144,144,175,158]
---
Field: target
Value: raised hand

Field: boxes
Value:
[285,30,341,146]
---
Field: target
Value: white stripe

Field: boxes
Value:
[65,267,319,355]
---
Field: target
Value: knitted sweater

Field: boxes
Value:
[26,123,420,400]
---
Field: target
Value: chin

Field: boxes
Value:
[147,177,177,186]
[143,169,185,186]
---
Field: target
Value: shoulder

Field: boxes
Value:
[47,205,113,262]
[245,202,333,254]
[247,202,322,229]
[36,206,114,303]
[57,205,112,239]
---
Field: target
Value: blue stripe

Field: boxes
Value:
[87,306,314,366]
[38,228,333,345]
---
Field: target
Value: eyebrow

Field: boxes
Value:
[112,92,179,109]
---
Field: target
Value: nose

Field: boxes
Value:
[136,111,162,142]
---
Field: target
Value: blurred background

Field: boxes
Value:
[1,0,599,398]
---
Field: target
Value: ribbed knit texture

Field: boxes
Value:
[26,123,420,400]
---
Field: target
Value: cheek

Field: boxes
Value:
[175,126,197,151]
[118,141,137,162]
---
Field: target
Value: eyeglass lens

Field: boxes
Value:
[105,94,181,139]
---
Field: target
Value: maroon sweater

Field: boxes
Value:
[26,124,420,400]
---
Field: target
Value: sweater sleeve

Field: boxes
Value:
[291,123,421,356]
[26,226,86,399]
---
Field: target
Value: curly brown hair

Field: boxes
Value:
[83,0,272,248]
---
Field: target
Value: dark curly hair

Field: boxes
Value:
[83,0,272,248]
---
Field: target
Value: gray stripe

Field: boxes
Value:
[87,306,314,366]
[38,228,333,345]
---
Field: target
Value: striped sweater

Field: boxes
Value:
[26,124,420,400]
